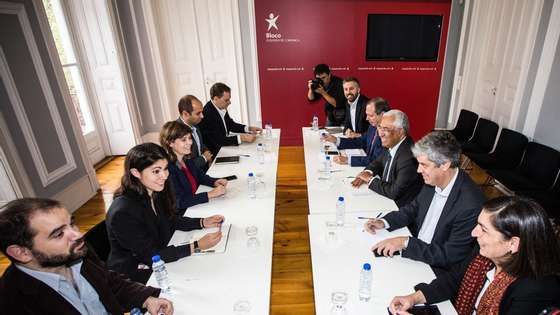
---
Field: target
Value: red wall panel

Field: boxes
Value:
[255,0,451,145]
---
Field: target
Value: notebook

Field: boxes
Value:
[174,224,232,254]
[215,156,240,164]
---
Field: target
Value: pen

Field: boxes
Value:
[357,212,383,220]
[239,154,251,157]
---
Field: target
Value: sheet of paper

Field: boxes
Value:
[343,148,367,157]
[173,224,232,254]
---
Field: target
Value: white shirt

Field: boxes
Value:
[417,168,459,243]
[349,94,361,131]
[474,268,496,314]
[211,101,249,144]
[384,136,406,180]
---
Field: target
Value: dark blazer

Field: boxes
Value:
[366,136,423,207]
[343,94,369,134]
[415,247,560,315]
[383,169,485,272]
[199,101,247,156]
[337,125,383,167]
[0,250,160,314]
[176,117,208,170]
[106,190,202,283]
[168,158,217,213]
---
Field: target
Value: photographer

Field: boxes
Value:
[307,64,347,126]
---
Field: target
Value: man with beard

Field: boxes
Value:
[177,94,213,170]
[0,198,174,314]
[342,77,369,137]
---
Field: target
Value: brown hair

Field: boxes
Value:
[178,94,201,115]
[159,121,192,162]
[210,82,231,99]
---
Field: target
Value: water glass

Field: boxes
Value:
[265,122,272,138]
[330,291,348,315]
[233,300,251,314]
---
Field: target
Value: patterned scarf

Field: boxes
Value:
[454,255,517,315]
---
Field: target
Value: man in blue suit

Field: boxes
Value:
[323,97,390,167]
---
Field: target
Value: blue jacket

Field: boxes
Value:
[337,125,383,167]
[168,159,217,213]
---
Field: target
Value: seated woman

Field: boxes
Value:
[389,196,560,315]
[106,143,224,283]
[160,121,228,214]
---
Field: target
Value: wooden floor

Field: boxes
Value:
[0,147,502,314]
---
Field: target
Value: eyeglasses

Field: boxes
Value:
[378,126,397,133]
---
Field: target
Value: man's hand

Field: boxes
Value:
[214,178,228,187]
[333,155,348,165]
[351,176,366,187]
[315,84,326,95]
[388,291,427,315]
[364,219,385,234]
[240,134,256,143]
[203,215,225,228]
[198,231,222,249]
[357,171,373,183]
[202,150,213,162]
[322,134,337,144]
[143,296,174,315]
[307,80,314,90]
[372,236,408,257]
[345,130,361,138]
[248,126,262,134]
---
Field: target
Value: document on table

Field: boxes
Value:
[359,226,410,245]
[342,149,367,157]
[173,224,232,254]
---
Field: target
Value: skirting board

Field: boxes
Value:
[53,174,98,213]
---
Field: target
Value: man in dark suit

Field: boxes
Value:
[342,77,369,136]
[365,131,485,274]
[177,94,212,170]
[198,82,262,156]
[0,198,173,314]
[323,97,390,167]
[352,109,423,207]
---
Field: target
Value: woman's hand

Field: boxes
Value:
[203,215,224,228]
[197,231,222,250]
[388,291,426,314]
[214,178,228,187]
[207,185,226,198]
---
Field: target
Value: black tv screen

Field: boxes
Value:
[366,14,443,61]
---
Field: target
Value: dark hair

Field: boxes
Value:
[115,143,175,217]
[369,97,390,114]
[210,82,231,99]
[343,76,360,86]
[483,196,560,278]
[313,64,330,76]
[178,95,201,115]
[160,121,192,162]
[0,198,62,260]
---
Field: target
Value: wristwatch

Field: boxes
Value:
[193,240,201,253]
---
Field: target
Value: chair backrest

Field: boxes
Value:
[520,142,560,189]
[491,128,528,169]
[84,220,110,262]
[469,118,499,153]
[451,109,479,142]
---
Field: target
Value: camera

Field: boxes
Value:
[310,78,323,90]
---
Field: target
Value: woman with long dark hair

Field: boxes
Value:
[389,196,560,315]
[160,121,228,214]
[106,143,224,283]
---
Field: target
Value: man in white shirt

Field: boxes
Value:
[199,83,262,156]
[177,94,213,170]
[365,131,485,274]
[341,77,369,137]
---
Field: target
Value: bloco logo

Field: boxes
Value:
[265,13,282,40]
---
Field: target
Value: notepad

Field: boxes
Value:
[215,156,240,164]
[175,224,232,254]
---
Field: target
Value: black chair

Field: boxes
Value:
[84,220,110,262]
[448,109,479,143]
[487,142,560,191]
[461,118,499,154]
[468,128,528,170]
[517,176,560,220]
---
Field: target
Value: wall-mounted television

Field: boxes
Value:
[365,14,443,61]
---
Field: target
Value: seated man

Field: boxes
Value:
[177,94,212,170]
[366,131,485,274]
[0,198,173,314]
[307,63,347,126]
[342,77,369,137]
[352,109,423,207]
[323,97,390,167]
[199,82,262,156]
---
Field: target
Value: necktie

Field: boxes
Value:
[381,152,391,181]
[367,132,378,156]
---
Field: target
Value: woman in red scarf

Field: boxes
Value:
[160,121,228,215]
[389,196,560,315]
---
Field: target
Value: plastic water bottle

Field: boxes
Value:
[257,143,265,164]
[265,122,272,138]
[130,308,143,315]
[151,255,171,294]
[335,196,345,227]
[359,263,372,301]
[323,155,331,177]
[248,172,257,199]
[312,115,319,131]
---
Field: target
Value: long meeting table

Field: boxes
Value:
[147,130,281,314]
[302,127,457,315]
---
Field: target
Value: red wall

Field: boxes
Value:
[255,0,451,145]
